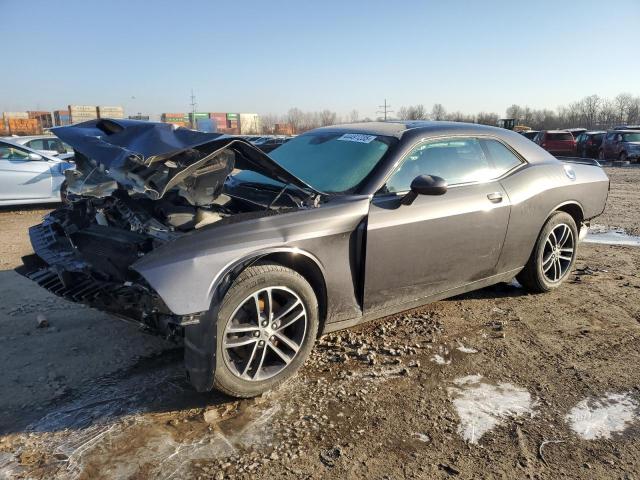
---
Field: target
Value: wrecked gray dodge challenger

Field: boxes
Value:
[19,119,609,397]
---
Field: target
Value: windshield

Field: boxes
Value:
[233,131,395,193]
[622,133,640,142]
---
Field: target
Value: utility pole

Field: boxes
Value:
[190,89,197,129]
[377,99,393,121]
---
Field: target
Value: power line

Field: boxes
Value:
[376,99,393,121]
[189,89,197,129]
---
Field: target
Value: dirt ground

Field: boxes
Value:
[0,167,639,480]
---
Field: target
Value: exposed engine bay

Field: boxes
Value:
[18,119,320,336]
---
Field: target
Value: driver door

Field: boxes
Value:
[363,136,518,313]
[0,142,54,202]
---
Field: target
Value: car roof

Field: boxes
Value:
[544,130,572,134]
[311,120,519,139]
[585,131,606,134]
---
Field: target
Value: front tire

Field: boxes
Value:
[212,264,318,398]
[517,212,578,293]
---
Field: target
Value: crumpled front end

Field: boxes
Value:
[18,200,202,335]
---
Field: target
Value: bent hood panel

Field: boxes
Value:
[53,119,315,201]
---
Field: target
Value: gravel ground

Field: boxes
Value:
[0,167,639,479]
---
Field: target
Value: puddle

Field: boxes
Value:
[448,375,535,444]
[566,392,639,440]
[584,225,640,246]
[0,351,281,479]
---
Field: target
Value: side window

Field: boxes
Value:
[0,145,30,160]
[481,139,523,174]
[27,139,46,150]
[384,137,493,193]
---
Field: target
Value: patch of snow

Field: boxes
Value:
[585,225,640,247]
[431,354,451,365]
[566,392,639,440]
[456,341,478,354]
[448,375,535,444]
[413,432,430,443]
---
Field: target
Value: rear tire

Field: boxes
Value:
[211,264,318,398]
[517,212,578,293]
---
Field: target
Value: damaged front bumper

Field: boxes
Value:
[17,217,203,336]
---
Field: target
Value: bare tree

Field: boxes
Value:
[580,95,601,128]
[431,103,446,121]
[287,108,305,133]
[347,109,359,123]
[260,114,279,135]
[320,110,337,126]
[505,104,523,122]
[477,112,499,126]
[613,93,633,124]
[398,106,410,120]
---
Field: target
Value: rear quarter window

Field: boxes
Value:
[482,139,523,175]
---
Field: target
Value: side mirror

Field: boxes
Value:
[28,153,43,161]
[401,175,448,205]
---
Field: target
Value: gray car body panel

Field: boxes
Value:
[130,121,609,330]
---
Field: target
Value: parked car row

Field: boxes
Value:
[520,127,640,162]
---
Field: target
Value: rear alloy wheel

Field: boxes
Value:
[517,212,578,293]
[212,264,318,397]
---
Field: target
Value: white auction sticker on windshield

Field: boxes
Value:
[337,133,377,144]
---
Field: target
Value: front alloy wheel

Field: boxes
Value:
[211,263,319,398]
[222,286,307,381]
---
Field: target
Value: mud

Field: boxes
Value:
[1,166,640,479]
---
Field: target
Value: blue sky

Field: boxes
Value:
[2,0,639,120]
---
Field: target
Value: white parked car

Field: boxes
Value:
[2,135,74,160]
[0,139,74,206]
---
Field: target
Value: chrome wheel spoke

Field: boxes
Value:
[559,254,573,261]
[276,310,305,331]
[273,332,301,354]
[241,342,259,377]
[226,325,259,334]
[254,344,269,380]
[274,299,301,323]
[225,337,257,348]
[543,254,554,272]
[268,342,294,365]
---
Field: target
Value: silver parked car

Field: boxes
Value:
[0,139,74,206]
[2,135,74,160]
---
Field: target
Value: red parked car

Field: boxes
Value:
[533,130,576,156]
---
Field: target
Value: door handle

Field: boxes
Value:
[487,192,503,203]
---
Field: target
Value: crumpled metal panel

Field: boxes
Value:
[53,119,316,201]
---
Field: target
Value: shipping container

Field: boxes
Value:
[128,115,150,121]
[54,110,71,126]
[211,113,228,131]
[8,118,41,136]
[98,106,125,119]
[161,113,187,123]
[28,111,54,129]
[196,118,214,133]
[69,105,98,124]
[3,112,29,121]
[239,113,261,135]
